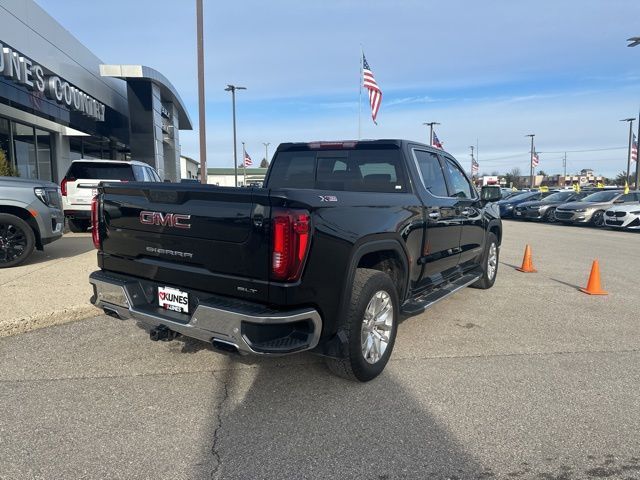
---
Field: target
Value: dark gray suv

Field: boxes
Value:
[0,176,63,267]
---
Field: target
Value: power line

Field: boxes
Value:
[473,146,626,162]
[537,146,626,154]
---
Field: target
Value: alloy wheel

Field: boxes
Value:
[360,290,394,364]
[487,243,498,280]
[0,222,28,265]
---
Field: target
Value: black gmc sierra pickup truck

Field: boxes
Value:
[89,140,502,381]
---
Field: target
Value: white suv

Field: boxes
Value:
[61,160,162,232]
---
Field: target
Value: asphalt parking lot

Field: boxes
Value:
[1,221,639,480]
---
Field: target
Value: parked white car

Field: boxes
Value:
[61,160,162,232]
[604,202,640,230]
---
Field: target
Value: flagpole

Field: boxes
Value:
[358,45,363,140]
[242,141,246,187]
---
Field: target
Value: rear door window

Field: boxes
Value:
[66,162,135,181]
[132,165,146,181]
[413,150,448,197]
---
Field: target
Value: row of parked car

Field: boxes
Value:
[0,159,163,268]
[497,188,640,230]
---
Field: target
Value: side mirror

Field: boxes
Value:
[481,186,502,202]
[614,199,625,204]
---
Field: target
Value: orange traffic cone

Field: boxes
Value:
[579,259,608,295]
[516,245,537,273]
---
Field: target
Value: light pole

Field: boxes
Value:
[263,142,270,166]
[628,37,640,188]
[621,118,635,185]
[224,84,246,187]
[526,134,535,188]
[196,0,207,184]
[423,122,440,147]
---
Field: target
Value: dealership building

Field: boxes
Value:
[0,0,192,183]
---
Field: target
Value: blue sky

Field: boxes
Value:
[36,0,640,177]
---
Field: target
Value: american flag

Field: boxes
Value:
[362,54,382,124]
[471,158,479,175]
[432,131,443,149]
[243,149,253,167]
[532,150,540,167]
[632,133,638,163]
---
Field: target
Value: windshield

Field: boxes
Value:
[503,192,534,202]
[542,191,574,202]
[66,162,135,181]
[582,191,620,203]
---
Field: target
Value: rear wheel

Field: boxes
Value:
[0,213,36,268]
[471,232,499,289]
[591,210,605,227]
[68,219,90,233]
[325,268,399,382]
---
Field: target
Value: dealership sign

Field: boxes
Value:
[0,42,105,121]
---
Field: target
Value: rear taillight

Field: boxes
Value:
[271,209,311,281]
[91,196,100,249]
[60,178,68,196]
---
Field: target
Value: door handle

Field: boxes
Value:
[428,211,440,220]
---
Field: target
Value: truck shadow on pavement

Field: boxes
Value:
[196,360,640,480]
[198,361,491,480]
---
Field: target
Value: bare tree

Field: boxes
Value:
[504,167,522,188]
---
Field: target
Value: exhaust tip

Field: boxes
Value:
[103,307,121,319]
[211,338,239,354]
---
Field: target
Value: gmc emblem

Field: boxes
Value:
[139,211,191,229]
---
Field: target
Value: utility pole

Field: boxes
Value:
[563,152,567,179]
[196,0,207,184]
[263,142,270,165]
[224,84,246,187]
[620,118,635,184]
[526,134,535,188]
[423,122,440,146]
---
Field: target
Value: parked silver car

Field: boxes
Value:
[554,190,640,226]
[0,176,63,267]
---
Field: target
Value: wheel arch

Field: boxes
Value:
[0,205,42,249]
[342,237,410,307]
[487,219,502,245]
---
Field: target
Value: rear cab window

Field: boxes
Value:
[267,145,409,193]
[65,162,135,181]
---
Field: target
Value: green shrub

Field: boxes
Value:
[0,149,18,177]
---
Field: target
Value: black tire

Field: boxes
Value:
[68,218,90,233]
[0,213,36,268]
[325,268,399,382]
[543,208,556,223]
[591,210,605,227]
[470,232,499,289]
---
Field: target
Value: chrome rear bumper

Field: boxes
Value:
[89,270,322,355]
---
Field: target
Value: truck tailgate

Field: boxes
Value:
[99,183,271,301]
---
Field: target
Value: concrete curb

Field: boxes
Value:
[0,304,101,338]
